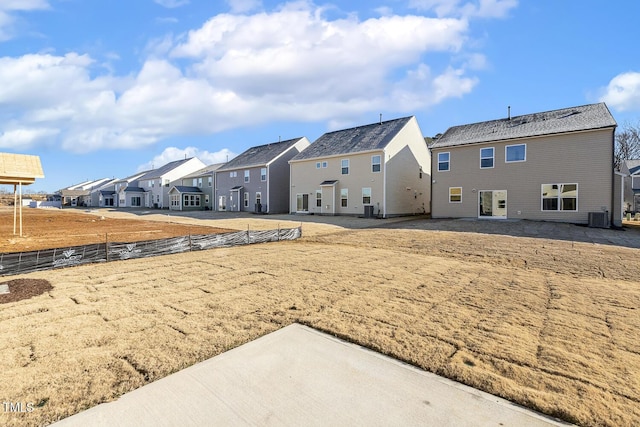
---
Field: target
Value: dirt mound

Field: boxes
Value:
[0,279,52,303]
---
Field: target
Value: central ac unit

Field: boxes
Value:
[588,212,608,228]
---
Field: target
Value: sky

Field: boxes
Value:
[1,0,639,192]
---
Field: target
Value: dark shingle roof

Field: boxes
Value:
[124,187,145,193]
[218,138,305,171]
[430,103,617,149]
[626,159,640,175]
[291,117,413,161]
[182,163,224,179]
[140,158,194,180]
[172,186,202,193]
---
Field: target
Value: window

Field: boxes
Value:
[372,155,381,173]
[208,176,212,187]
[362,188,371,205]
[341,159,349,175]
[256,192,262,205]
[542,184,577,211]
[148,181,152,188]
[198,178,203,188]
[164,179,170,187]
[131,196,141,206]
[171,194,179,207]
[322,161,328,168]
[316,190,322,207]
[438,152,450,171]
[260,168,267,181]
[192,178,198,187]
[151,180,155,188]
[506,144,526,162]
[244,170,250,183]
[244,192,249,208]
[183,195,201,207]
[316,162,321,169]
[449,187,462,203]
[340,189,348,207]
[480,147,494,168]
[229,171,237,178]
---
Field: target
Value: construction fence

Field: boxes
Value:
[0,227,302,277]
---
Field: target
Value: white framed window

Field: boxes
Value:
[372,155,381,173]
[449,187,462,203]
[148,180,152,188]
[541,183,578,211]
[208,176,212,187]
[192,178,198,187]
[256,192,262,205]
[171,194,179,207]
[322,161,328,168]
[340,188,348,207]
[480,147,494,169]
[341,159,349,175]
[316,190,322,207]
[260,167,267,181]
[316,162,321,169]
[362,188,371,204]
[438,152,450,171]
[198,178,203,188]
[164,179,170,187]
[244,192,249,208]
[506,144,526,163]
[244,170,250,183]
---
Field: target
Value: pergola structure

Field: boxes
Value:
[0,153,45,237]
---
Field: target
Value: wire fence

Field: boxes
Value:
[0,226,302,277]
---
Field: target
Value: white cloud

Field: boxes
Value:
[0,0,50,41]
[226,0,262,14]
[138,146,237,172]
[409,0,517,18]
[153,0,189,9]
[0,2,504,154]
[0,127,58,150]
[600,72,640,112]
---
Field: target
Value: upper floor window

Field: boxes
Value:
[260,168,267,181]
[372,155,381,173]
[164,179,170,187]
[229,171,237,178]
[480,147,494,169]
[438,152,450,171]
[341,159,349,175]
[244,170,250,183]
[316,162,321,169]
[208,176,212,187]
[322,161,328,168]
[506,144,526,163]
[192,178,198,187]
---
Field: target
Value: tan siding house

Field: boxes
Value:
[289,116,430,217]
[430,103,618,226]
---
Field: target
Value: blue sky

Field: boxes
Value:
[1,0,639,192]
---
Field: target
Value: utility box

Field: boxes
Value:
[588,211,608,228]
[363,205,374,218]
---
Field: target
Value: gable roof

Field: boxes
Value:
[218,138,305,171]
[0,153,45,185]
[626,159,640,175]
[430,103,617,149]
[170,186,203,194]
[291,116,413,161]
[140,158,196,180]
[182,163,225,179]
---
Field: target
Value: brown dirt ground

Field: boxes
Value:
[0,210,638,427]
[0,279,52,304]
[0,208,236,252]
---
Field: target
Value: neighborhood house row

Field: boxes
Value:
[59,102,625,227]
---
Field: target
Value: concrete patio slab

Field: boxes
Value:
[53,324,570,426]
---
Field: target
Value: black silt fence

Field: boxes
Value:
[0,227,301,277]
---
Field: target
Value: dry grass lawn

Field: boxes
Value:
[0,212,638,426]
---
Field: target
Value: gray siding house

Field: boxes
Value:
[216,137,310,213]
[289,116,431,217]
[136,157,206,209]
[430,103,620,226]
[168,163,224,211]
[622,159,640,213]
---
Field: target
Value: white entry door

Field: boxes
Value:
[479,190,507,218]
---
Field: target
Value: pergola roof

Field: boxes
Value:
[0,153,45,185]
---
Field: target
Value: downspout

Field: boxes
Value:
[382,150,387,218]
[266,164,270,213]
[610,127,617,227]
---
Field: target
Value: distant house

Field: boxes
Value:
[114,171,149,208]
[216,138,310,213]
[168,163,224,211]
[622,159,640,213]
[429,103,620,226]
[59,178,112,207]
[135,158,206,209]
[289,116,430,217]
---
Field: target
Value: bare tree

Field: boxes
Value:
[615,121,640,170]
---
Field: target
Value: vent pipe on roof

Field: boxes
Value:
[379,113,382,124]
[508,106,511,120]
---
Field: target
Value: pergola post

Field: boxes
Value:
[19,182,23,237]
[13,184,17,235]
